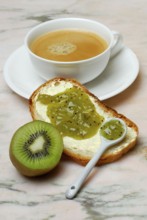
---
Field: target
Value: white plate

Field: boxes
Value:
[3,45,139,100]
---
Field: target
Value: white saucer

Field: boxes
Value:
[3,45,139,100]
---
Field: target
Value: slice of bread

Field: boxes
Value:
[29,77,138,165]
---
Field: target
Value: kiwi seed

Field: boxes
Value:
[9,120,63,177]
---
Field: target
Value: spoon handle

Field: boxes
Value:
[65,144,107,199]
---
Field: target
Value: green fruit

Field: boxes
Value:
[9,120,63,177]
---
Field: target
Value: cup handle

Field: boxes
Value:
[110,31,124,58]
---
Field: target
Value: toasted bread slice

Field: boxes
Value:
[29,77,138,165]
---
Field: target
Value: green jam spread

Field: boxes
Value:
[37,87,104,140]
[100,119,125,140]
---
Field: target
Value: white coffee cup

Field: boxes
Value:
[25,18,123,84]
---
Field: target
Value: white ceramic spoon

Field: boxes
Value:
[65,118,127,199]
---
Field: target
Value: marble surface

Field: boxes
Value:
[1,0,147,219]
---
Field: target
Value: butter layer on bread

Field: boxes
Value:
[29,77,138,165]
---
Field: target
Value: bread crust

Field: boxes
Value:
[29,77,138,165]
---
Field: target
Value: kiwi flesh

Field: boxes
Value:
[9,120,63,177]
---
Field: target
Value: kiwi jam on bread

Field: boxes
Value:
[37,86,104,140]
[29,77,138,166]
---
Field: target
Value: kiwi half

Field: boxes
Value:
[9,120,63,177]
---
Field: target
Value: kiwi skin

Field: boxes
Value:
[9,120,64,177]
